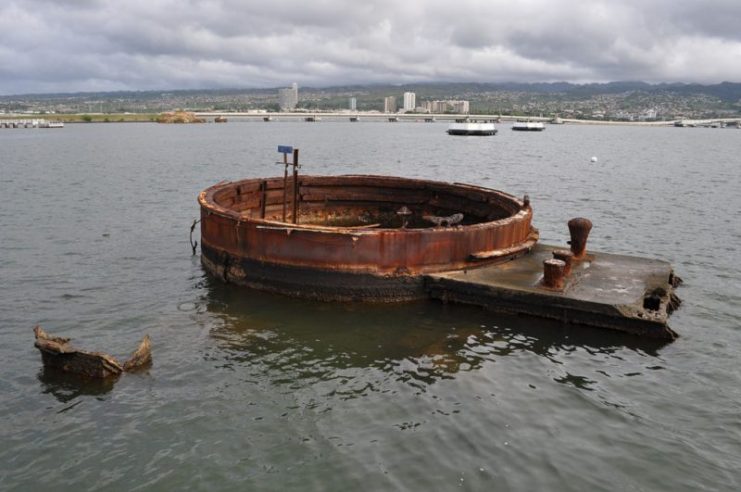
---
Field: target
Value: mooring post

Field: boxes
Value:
[543,259,566,289]
[552,249,574,276]
[292,148,299,224]
[568,217,592,259]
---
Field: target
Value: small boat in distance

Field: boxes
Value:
[40,120,64,128]
[447,120,497,136]
[512,121,545,131]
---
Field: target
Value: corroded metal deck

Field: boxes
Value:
[426,244,679,339]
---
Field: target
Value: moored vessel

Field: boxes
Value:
[40,120,64,128]
[512,121,545,131]
[447,121,497,136]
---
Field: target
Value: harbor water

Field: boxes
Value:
[1,121,740,491]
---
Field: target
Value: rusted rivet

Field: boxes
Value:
[543,259,566,289]
[568,217,592,259]
[552,249,574,276]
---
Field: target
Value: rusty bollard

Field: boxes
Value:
[552,249,574,276]
[543,259,566,290]
[568,217,592,259]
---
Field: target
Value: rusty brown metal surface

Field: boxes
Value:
[197,175,683,337]
[199,175,538,278]
[543,259,566,290]
[568,217,593,259]
[552,249,574,276]
[33,326,152,379]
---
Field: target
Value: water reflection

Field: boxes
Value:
[37,367,115,403]
[198,276,672,391]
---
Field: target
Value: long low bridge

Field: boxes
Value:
[194,111,503,123]
[193,112,741,127]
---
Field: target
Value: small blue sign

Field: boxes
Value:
[277,145,293,154]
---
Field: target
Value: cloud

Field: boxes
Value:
[1,0,740,94]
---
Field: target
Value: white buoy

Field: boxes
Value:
[590,156,598,163]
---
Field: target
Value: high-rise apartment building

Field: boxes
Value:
[403,92,416,112]
[425,99,470,114]
[349,97,357,111]
[450,100,470,114]
[278,82,299,110]
[383,96,397,113]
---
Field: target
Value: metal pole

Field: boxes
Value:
[292,148,299,224]
[260,180,267,219]
[282,153,288,222]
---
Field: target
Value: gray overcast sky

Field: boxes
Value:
[1,0,740,95]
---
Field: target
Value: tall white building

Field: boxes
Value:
[349,97,357,111]
[403,92,416,112]
[278,82,299,110]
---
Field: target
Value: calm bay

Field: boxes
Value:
[1,121,740,491]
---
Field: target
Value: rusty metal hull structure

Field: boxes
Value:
[199,175,538,301]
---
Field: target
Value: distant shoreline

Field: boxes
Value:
[3,112,739,127]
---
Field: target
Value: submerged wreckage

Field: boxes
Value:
[198,148,681,340]
[34,326,151,379]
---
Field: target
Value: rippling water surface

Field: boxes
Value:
[1,121,740,491]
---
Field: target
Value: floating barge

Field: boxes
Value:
[512,121,546,131]
[199,162,681,339]
[447,121,498,136]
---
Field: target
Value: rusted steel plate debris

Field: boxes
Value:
[33,326,151,379]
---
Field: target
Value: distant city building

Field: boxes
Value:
[403,92,416,112]
[278,82,299,110]
[349,97,357,111]
[424,100,470,114]
[384,96,397,113]
[450,100,469,114]
[639,108,658,120]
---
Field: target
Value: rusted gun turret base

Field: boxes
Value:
[425,244,680,339]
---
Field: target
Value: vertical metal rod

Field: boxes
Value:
[282,153,288,222]
[260,180,267,219]
[292,148,299,224]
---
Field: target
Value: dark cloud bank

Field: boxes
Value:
[1,0,740,95]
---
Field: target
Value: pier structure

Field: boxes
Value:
[1,119,39,128]
[0,118,62,128]
[673,118,741,128]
